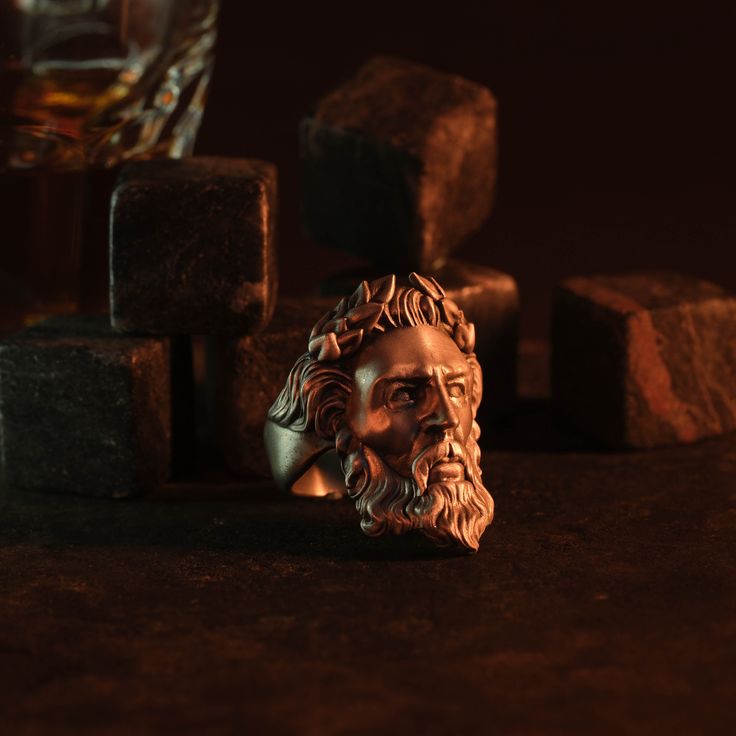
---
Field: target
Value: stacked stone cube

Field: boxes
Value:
[0,316,170,497]
[1,157,279,497]
[110,158,278,336]
[301,55,498,271]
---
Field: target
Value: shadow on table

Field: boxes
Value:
[0,482,459,563]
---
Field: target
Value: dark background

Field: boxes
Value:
[195,0,736,339]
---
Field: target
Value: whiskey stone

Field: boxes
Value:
[170,336,197,478]
[320,261,519,420]
[301,56,497,271]
[111,157,277,335]
[212,298,334,479]
[0,316,170,497]
[552,272,736,448]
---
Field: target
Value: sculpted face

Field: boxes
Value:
[265,273,494,553]
[346,325,475,479]
[339,323,492,553]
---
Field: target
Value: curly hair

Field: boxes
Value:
[268,272,481,440]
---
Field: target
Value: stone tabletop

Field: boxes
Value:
[2,403,734,735]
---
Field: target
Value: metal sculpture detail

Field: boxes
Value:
[264,273,494,553]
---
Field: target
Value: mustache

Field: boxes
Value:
[411,439,467,494]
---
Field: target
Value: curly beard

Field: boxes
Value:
[338,427,494,553]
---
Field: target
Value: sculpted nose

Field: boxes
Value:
[424,385,459,435]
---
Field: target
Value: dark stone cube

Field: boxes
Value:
[111,157,278,335]
[301,56,497,271]
[0,316,171,497]
[552,272,736,448]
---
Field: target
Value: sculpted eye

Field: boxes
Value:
[387,384,419,409]
[447,383,465,398]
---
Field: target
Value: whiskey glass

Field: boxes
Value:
[0,0,219,331]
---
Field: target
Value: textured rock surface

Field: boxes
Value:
[111,157,277,335]
[552,272,736,448]
[0,316,170,497]
[301,56,497,271]
[170,336,197,478]
[321,261,519,420]
[213,298,334,479]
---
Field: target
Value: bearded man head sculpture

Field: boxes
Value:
[264,273,494,553]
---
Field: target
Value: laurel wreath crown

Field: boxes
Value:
[307,272,476,362]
